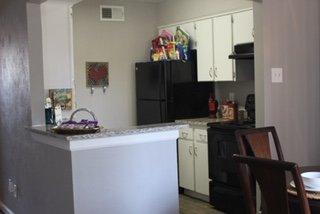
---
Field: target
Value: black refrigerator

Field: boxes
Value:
[136,60,213,125]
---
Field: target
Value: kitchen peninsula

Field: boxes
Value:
[28,123,186,214]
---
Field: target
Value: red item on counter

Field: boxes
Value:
[208,95,218,118]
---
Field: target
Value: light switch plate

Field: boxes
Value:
[271,68,283,83]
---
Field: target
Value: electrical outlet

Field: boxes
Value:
[8,179,18,198]
[13,184,18,198]
[8,179,14,193]
[271,68,283,83]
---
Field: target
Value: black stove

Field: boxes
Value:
[207,95,255,214]
[209,120,255,129]
[208,121,254,214]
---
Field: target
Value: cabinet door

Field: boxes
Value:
[178,139,195,191]
[213,15,234,81]
[194,141,209,196]
[232,10,254,45]
[195,19,214,82]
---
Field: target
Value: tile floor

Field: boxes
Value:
[0,196,224,214]
[179,194,225,214]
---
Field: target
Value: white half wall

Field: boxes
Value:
[27,3,45,125]
[41,0,74,90]
[72,0,158,128]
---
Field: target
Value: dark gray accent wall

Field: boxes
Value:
[0,0,33,210]
[261,0,320,165]
[0,0,74,213]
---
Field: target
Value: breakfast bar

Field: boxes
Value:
[28,123,187,214]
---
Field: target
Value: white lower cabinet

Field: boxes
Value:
[178,127,209,196]
[178,139,195,190]
[194,141,209,195]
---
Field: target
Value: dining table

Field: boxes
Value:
[287,166,320,214]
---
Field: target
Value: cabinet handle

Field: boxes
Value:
[189,146,193,155]
[209,68,213,78]
[252,28,255,38]
[194,147,198,157]
[214,67,218,78]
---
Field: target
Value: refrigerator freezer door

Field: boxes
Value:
[136,62,166,100]
[137,100,167,125]
[170,61,195,84]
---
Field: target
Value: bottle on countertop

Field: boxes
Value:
[208,94,218,118]
[45,97,54,125]
[54,105,63,126]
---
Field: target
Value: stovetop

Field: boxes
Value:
[208,120,255,129]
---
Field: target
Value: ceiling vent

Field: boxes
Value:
[100,6,125,22]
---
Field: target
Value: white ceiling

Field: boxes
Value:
[35,0,166,3]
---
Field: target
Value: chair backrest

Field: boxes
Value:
[233,155,311,214]
[235,126,284,161]
[235,127,285,213]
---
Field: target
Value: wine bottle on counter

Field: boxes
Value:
[208,94,218,118]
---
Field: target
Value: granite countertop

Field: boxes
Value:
[175,117,232,127]
[27,123,188,141]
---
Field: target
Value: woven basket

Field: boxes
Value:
[52,108,101,135]
[287,187,320,200]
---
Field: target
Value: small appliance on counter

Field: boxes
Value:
[52,108,101,135]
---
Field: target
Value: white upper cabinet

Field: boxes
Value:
[195,19,214,82]
[158,9,253,82]
[232,10,254,45]
[213,15,234,81]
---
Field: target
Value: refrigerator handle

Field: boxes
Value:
[159,101,163,123]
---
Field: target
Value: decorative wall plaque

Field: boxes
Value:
[86,62,109,88]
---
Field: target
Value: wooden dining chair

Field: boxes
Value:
[235,126,284,161]
[233,155,311,214]
[235,127,285,213]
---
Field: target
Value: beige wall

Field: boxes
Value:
[157,0,252,26]
[73,0,158,128]
[262,0,320,165]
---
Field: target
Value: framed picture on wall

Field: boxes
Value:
[86,62,109,88]
[49,89,73,110]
